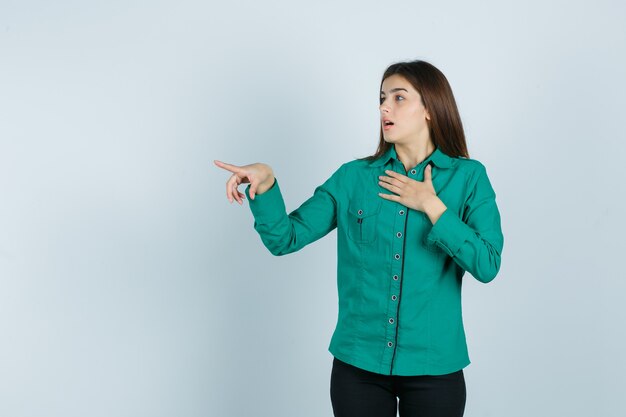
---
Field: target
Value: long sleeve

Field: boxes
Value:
[244,166,342,256]
[234,146,504,376]
[426,164,504,283]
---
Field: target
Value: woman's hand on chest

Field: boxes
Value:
[377,164,446,223]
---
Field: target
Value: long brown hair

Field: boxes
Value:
[365,60,469,160]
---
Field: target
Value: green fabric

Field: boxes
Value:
[244,145,504,376]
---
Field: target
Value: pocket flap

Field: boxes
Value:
[348,200,381,218]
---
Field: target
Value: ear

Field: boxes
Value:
[425,110,431,121]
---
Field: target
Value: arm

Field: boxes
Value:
[425,165,504,283]
[244,166,342,256]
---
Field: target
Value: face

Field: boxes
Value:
[379,74,431,145]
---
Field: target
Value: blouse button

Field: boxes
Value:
[394,254,400,260]
[393,275,399,280]
[410,169,417,175]
[391,295,397,301]
[396,232,402,238]
[399,210,405,215]
[389,318,394,324]
[387,341,393,347]
[357,209,363,215]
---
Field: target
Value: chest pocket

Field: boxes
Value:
[346,199,382,245]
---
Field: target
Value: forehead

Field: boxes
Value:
[381,74,417,94]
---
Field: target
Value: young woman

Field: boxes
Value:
[214,59,504,417]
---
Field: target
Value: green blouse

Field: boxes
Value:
[244,145,504,376]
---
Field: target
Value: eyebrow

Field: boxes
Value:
[380,88,409,95]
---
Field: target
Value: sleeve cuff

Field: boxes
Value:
[245,178,286,223]
[425,208,473,258]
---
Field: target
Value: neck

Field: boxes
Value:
[394,139,436,172]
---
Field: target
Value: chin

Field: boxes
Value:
[383,135,402,144]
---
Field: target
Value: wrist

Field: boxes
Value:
[423,196,447,224]
[256,175,276,195]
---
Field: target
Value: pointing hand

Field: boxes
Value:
[214,160,275,204]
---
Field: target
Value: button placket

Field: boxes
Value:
[381,199,407,367]
[384,199,409,368]
[391,202,407,285]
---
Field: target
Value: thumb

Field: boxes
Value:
[249,178,258,200]
[424,163,433,182]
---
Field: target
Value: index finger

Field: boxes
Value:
[384,170,408,182]
[214,160,242,174]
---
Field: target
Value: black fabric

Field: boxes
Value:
[330,357,466,417]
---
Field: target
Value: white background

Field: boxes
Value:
[1,1,625,416]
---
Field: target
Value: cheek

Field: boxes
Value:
[403,115,425,131]
[409,105,427,118]
[406,109,429,127]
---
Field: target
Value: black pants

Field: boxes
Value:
[330,357,466,417]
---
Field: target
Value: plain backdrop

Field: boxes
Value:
[1,1,625,416]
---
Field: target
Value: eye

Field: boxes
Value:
[379,95,404,104]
